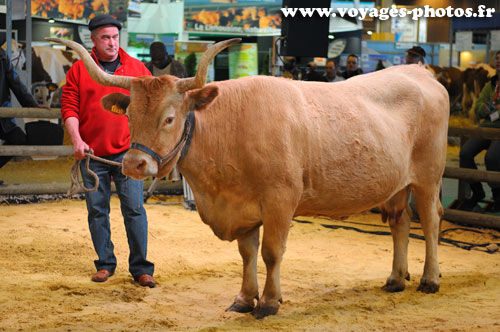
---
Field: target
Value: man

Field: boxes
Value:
[341,54,363,79]
[324,60,344,82]
[61,14,156,287]
[0,48,45,185]
[304,62,326,82]
[406,46,426,64]
[144,41,187,196]
[458,50,500,212]
[146,42,187,78]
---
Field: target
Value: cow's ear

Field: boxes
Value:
[189,86,219,111]
[101,92,130,115]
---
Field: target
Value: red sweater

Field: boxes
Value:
[61,47,151,156]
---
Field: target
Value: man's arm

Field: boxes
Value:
[64,117,88,160]
[3,55,38,108]
[474,82,493,120]
[61,63,88,160]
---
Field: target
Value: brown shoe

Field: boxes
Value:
[91,269,113,282]
[137,274,156,288]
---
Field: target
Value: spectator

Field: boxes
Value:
[324,60,344,82]
[146,42,187,78]
[458,50,500,212]
[305,62,326,82]
[61,14,156,287]
[341,54,363,79]
[146,42,187,186]
[406,46,426,64]
[0,48,46,185]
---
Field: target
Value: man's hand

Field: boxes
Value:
[72,138,90,160]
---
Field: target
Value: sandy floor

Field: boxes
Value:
[0,193,499,331]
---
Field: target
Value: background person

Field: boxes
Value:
[146,42,187,78]
[458,50,500,212]
[341,54,363,79]
[304,62,326,82]
[405,46,426,64]
[61,14,156,287]
[0,48,46,185]
[324,60,344,82]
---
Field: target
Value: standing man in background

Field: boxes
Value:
[405,46,426,64]
[61,14,156,287]
[0,48,46,185]
[324,60,344,82]
[342,54,363,79]
[146,42,187,78]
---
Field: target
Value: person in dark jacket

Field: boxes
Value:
[341,54,363,79]
[145,42,187,78]
[0,48,44,184]
[458,50,500,211]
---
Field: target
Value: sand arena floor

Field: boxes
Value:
[0,143,500,331]
[0,193,499,331]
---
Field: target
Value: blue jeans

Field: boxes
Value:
[80,151,154,279]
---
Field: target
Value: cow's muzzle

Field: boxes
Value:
[122,151,158,180]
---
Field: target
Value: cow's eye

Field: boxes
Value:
[164,117,174,126]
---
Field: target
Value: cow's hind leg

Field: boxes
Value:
[383,206,411,292]
[413,185,442,293]
[227,227,260,313]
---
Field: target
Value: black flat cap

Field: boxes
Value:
[88,14,122,31]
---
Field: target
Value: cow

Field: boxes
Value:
[29,46,79,107]
[48,37,449,319]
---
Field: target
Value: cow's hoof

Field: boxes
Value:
[251,304,279,319]
[226,301,254,313]
[382,279,405,293]
[417,280,440,293]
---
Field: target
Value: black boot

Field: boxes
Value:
[485,188,500,212]
[458,183,485,211]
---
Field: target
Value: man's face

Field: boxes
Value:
[91,26,120,62]
[151,50,168,69]
[406,54,419,64]
[326,62,336,77]
[346,56,358,71]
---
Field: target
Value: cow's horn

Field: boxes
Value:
[176,38,241,93]
[44,37,132,90]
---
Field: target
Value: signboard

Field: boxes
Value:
[184,0,282,36]
[228,43,258,79]
[455,31,473,51]
[391,15,418,42]
[31,0,128,23]
[175,41,215,82]
[490,30,500,51]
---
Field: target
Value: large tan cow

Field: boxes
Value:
[49,37,449,319]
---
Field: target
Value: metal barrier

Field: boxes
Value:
[444,126,500,230]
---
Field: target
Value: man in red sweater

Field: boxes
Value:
[61,15,156,287]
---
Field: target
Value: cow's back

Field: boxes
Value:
[183,65,448,230]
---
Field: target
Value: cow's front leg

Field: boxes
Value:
[383,207,410,292]
[252,219,291,319]
[227,226,260,313]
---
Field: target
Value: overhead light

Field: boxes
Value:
[328,35,334,39]
[48,18,55,23]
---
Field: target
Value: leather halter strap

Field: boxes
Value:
[129,111,195,167]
